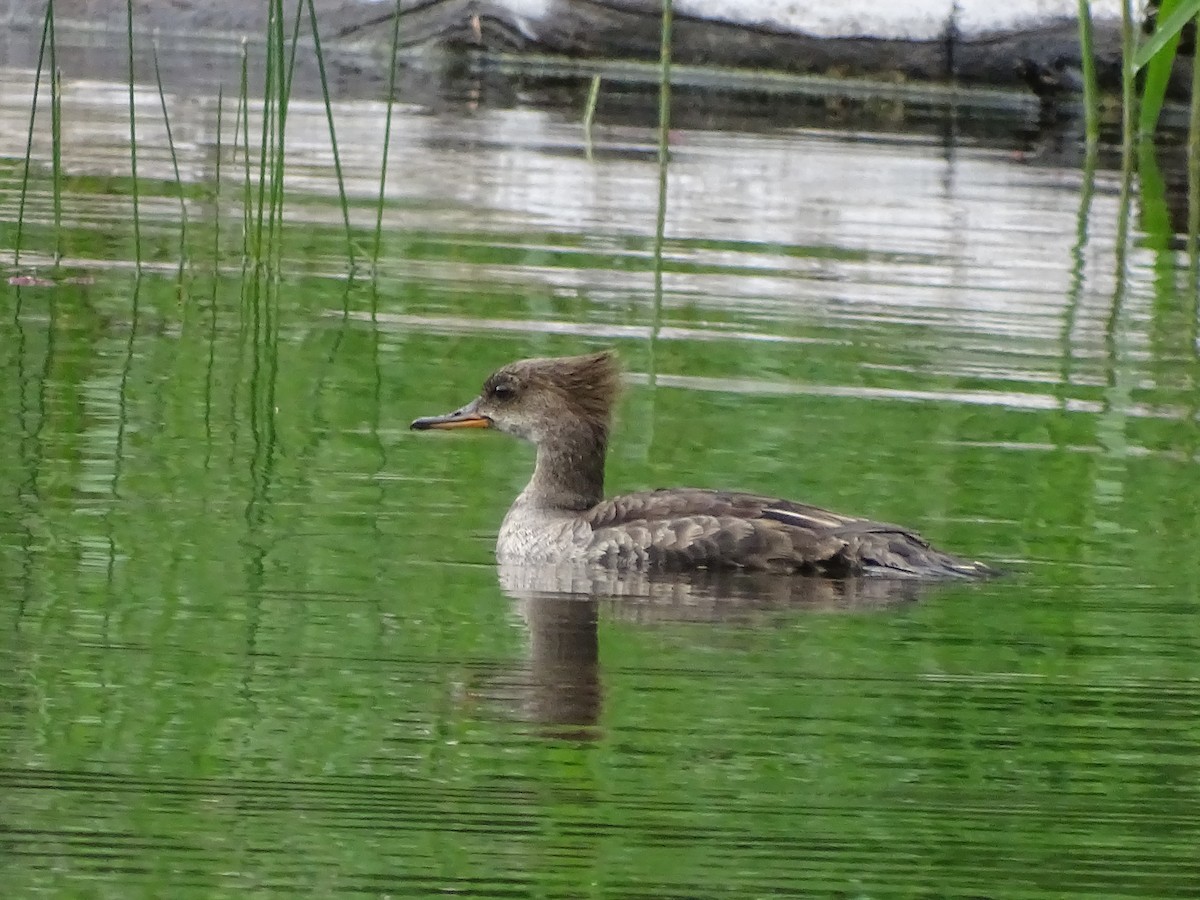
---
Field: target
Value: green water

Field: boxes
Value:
[3,62,1200,898]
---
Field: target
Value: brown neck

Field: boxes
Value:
[525,421,607,511]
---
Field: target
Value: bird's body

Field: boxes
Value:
[495,488,985,577]
[412,351,991,579]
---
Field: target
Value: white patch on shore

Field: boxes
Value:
[671,0,1124,40]
[485,0,553,40]
[365,1,1121,42]
[504,0,552,15]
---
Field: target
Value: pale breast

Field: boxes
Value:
[496,504,596,564]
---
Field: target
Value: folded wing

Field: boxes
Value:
[583,489,989,577]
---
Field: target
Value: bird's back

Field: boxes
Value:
[582,488,991,578]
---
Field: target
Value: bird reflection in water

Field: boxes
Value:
[482,562,942,739]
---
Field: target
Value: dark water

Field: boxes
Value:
[2,47,1200,898]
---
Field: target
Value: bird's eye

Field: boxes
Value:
[491,383,516,400]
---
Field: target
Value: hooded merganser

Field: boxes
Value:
[412,351,992,578]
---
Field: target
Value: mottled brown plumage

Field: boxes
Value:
[412,351,992,578]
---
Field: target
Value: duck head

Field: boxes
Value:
[411,350,622,445]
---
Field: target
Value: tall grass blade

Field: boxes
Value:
[49,17,62,263]
[1138,0,1188,135]
[373,0,405,268]
[1187,12,1200,276]
[268,0,288,273]
[276,0,305,276]
[657,0,673,161]
[253,2,279,267]
[583,74,601,160]
[267,0,304,278]
[214,85,223,274]
[650,0,673,376]
[307,0,356,266]
[283,0,304,108]
[42,6,64,264]
[1077,0,1101,144]
[237,40,251,263]
[1135,139,1172,243]
[50,72,68,242]
[1120,0,1137,157]
[153,42,189,271]
[13,4,54,266]
[1138,35,1181,135]
[126,0,142,269]
[1133,0,1200,67]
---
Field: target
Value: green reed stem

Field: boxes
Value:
[253,2,278,267]
[307,0,356,266]
[214,85,223,274]
[49,17,63,263]
[238,40,251,263]
[1133,0,1200,74]
[1120,0,1139,157]
[373,0,405,267]
[1137,0,1196,137]
[583,74,601,160]
[1187,13,1200,276]
[283,0,303,107]
[650,0,673,370]
[152,43,189,271]
[657,1,673,148]
[13,4,54,266]
[1076,0,1100,144]
[275,0,303,276]
[126,0,142,268]
[267,0,290,274]
[267,0,301,277]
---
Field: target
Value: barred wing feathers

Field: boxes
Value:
[583,489,989,578]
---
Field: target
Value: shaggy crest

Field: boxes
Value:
[486,350,622,426]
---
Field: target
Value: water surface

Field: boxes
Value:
[2,45,1199,898]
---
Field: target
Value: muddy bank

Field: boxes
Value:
[2,0,1131,94]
